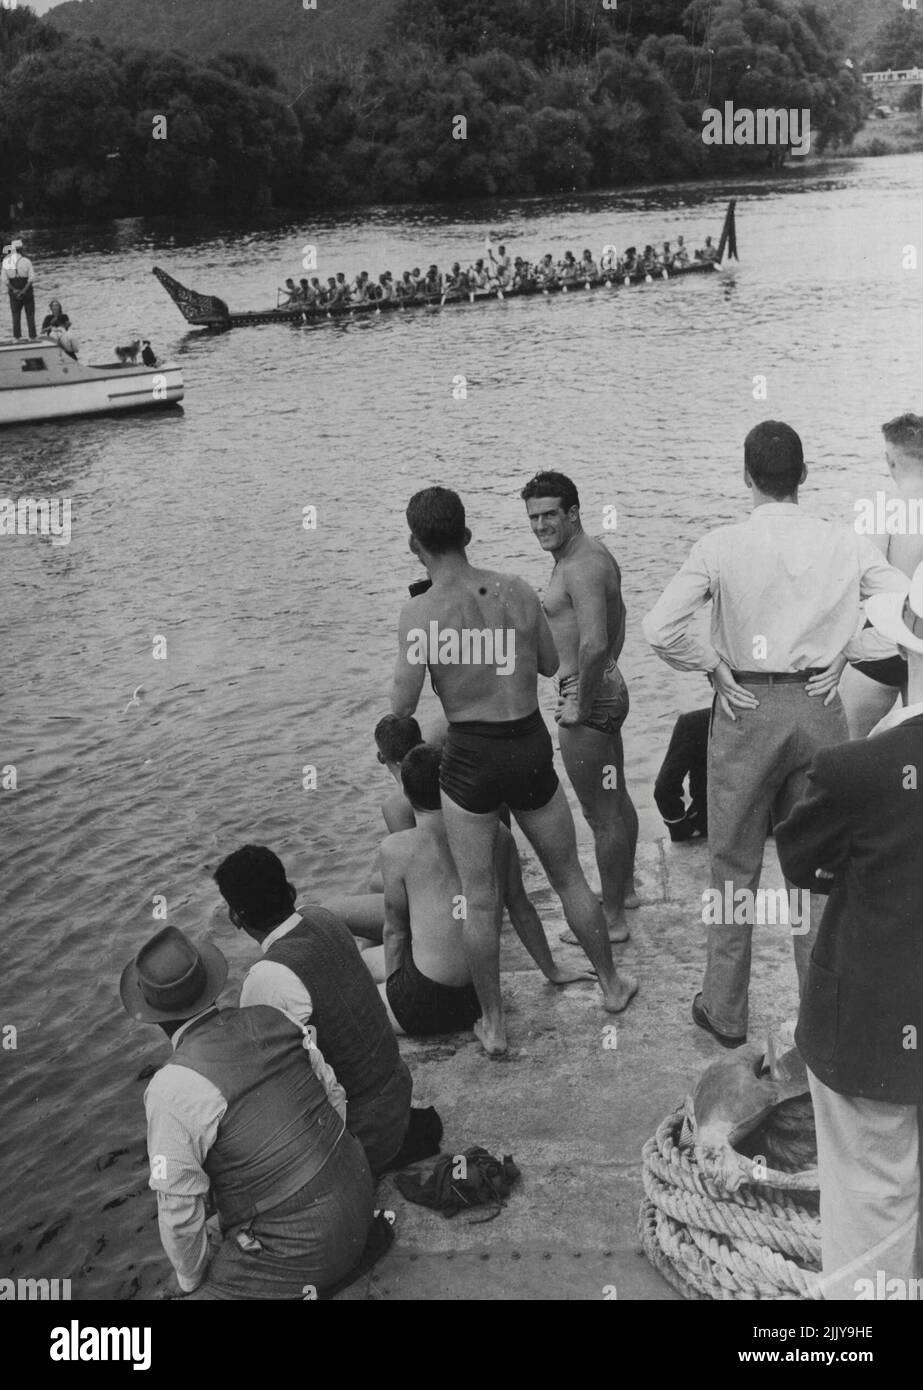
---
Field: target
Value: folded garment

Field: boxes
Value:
[394,1145,520,1218]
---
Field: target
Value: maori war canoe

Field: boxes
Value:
[153,200,738,331]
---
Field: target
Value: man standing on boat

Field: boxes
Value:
[2,238,36,339]
[390,486,637,1056]
[643,422,908,1047]
[522,471,640,944]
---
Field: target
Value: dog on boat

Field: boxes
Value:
[114,339,141,364]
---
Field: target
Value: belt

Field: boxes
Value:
[731,669,824,684]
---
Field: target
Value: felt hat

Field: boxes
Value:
[120,926,228,1023]
[867,560,923,657]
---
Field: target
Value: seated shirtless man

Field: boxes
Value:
[390,486,637,1055]
[363,744,588,1036]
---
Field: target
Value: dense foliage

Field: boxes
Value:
[2,0,869,222]
[867,11,923,73]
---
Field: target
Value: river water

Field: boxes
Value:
[2,155,923,1299]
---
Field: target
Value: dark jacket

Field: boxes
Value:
[775,715,923,1103]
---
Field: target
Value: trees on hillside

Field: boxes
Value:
[1,0,871,221]
[868,12,923,72]
[0,28,301,219]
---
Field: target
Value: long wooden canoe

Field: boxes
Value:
[154,200,738,331]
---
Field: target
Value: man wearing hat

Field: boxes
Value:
[644,421,909,1046]
[122,926,374,1299]
[776,559,923,1298]
[1,238,36,339]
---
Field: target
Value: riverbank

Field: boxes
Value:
[822,110,923,160]
[337,819,801,1302]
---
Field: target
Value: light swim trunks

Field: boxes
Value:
[557,659,629,736]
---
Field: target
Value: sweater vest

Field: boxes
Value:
[170,1006,342,1228]
[265,910,403,1112]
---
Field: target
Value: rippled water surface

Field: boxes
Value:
[3,156,923,1297]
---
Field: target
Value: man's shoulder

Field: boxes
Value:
[565,535,619,579]
[380,827,418,865]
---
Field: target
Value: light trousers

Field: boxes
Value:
[701,684,847,1036]
[809,1070,923,1300]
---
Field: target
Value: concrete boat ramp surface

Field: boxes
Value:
[338,827,800,1301]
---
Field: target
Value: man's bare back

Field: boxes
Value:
[382,815,515,988]
[396,563,556,722]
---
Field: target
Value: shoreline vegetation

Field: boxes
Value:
[1,0,921,228]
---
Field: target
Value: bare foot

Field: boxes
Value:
[560,925,629,946]
[474,1016,508,1057]
[544,964,596,986]
[601,972,639,1014]
[624,891,642,910]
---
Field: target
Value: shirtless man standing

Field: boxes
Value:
[841,413,923,737]
[523,471,639,943]
[363,744,587,1035]
[390,486,637,1055]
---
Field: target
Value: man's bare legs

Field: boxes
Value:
[439,794,507,1054]
[515,785,637,1014]
[558,722,637,940]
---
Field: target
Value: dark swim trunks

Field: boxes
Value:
[386,955,481,1036]
[439,707,559,815]
[850,655,909,689]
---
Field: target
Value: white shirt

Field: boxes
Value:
[1,253,33,289]
[870,699,923,738]
[643,503,909,673]
[144,996,345,1293]
[240,912,315,1030]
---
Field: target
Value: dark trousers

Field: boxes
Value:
[9,287,36,339]
[654,708,709,829]
[187,1129,374,1300]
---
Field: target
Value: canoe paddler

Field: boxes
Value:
[2,237,37,340]
[488,243,512,287]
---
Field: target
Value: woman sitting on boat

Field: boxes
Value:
[580,249,599,280]
[41,299,78,358]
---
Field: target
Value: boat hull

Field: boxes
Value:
[0,339,184,425]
